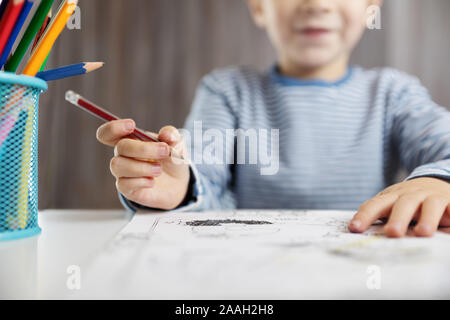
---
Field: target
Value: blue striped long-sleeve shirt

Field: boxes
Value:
[120,66,450,213]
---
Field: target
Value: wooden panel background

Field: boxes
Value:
[34,0,449,209]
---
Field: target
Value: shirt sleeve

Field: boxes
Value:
[119,71,238,213]
[178,71,238,211]
[389,72,450,182]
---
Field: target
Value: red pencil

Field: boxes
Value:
[31,8,51,52]
[0,0,25,59]
[65,90,160,142]
[65,90,185,161]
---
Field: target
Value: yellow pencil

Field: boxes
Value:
[23,0,78,76]
[17,104,35,229]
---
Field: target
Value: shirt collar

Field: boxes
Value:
[269,64,354,87]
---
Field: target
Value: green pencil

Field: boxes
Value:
[4,0,54,73]
[40,54,49,71]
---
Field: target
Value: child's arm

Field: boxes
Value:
[391,76,450,182]
[116,70,238,213]
[179,71,238,211]
[349,72,450,237]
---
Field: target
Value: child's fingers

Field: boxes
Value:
[414,196,448,237]
[121,185,179,211]
[156,126,188,166]
[116,177,155,197]
[349,194,398,233]
[158,126,182,147]
[97,119,136,147]
[440,204,450,227]
[383,194,425,238]
[110,156,162,179]
[115,138,170,160]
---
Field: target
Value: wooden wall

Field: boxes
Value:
[36,0,450,209]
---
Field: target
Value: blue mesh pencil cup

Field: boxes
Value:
[0,72,47,241]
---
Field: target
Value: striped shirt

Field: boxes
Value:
[120,66,450,212]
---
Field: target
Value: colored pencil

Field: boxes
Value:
[0,109,28,231]
[64,91,185,160]
[0,85,25,118]
[0,84,31,165]
[0,0,9,22]
[65,91,160,143]
[4,0,54,73]
[0,85,28,146]
[36,62,104,81]
[0,0,25,59]
[28,0,66,58]
[23,0,78,76]
[38,54,48,70]
[0,86,33,230]
[0,0,33,69]
[16,102,35,229]
[0,114,17,150]
[31,8,51,52]
[31,9,51,72]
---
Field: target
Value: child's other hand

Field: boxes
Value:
[349,177,450,238]
[97,120,190,210]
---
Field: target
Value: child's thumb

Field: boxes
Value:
[157,126,182,146]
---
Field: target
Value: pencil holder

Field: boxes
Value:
[0,72,47,241]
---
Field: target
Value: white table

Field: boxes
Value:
[1,209,449,300]
[0,210,131,299]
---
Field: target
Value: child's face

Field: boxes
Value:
[248,0,381,69]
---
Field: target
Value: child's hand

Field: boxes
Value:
[349,177,450,238]
[97,120,190,210]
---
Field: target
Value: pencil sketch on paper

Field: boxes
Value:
[78,210,450,299]
[112,210,450,263]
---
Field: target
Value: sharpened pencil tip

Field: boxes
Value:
[84,62,105,73]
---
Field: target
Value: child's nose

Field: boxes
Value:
[300,0,333,16]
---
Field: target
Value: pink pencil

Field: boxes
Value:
[0,115,17,149]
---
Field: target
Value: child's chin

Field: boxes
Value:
[291,51,340,69]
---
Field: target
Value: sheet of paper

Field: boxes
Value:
[78,210,450,299]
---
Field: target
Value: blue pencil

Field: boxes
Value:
[0,0,33,69]
[0,0,9,22]
[36,62,104,81]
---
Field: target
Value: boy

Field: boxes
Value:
[97,0,450,238]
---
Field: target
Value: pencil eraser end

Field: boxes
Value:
[65,90,79,105]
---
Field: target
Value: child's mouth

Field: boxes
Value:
[298,28,332,38]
